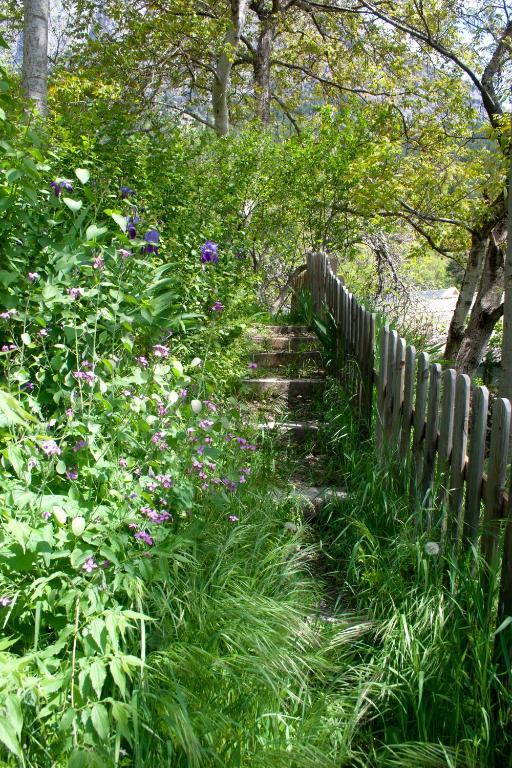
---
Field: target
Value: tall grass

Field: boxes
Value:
[312,383,512,768]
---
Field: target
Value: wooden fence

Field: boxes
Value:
[300,251,512,655]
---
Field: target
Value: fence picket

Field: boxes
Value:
[376,327,389,459]
[436,369,456,518]
[399,345,416,464]
[463,386,489,549]
[383,330,398,449]
[421,363,441,508]
[392,337,406,449]
[447,374,470,542]
[412,352,430,500]
[481,398,511,576]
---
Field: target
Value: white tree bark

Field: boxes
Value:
[212,0,250,136]
[499,155,512,401]
[22,0,49,116]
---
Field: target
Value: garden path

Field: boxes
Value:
[242,324,346,516]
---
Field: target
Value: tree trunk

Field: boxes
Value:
[212,0,250,136]
[455,233,505,378]
[254,13,276,123]
[22,0,49,116]
[444,230,487,363]
[499,155,512,400]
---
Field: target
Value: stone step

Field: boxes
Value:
[252,335,318,352]
[252,350,322,368]
[241,377,325,402]
[262,325,311,335]
[258,419,320,441]
[278,483,348,519]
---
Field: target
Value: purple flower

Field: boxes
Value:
[239,475,246,483]
[41,440,61,456]
[0,596,12,607]
[144,229,159,254]
[200,241,219,264]
[28,272,40,282]
[134,531,154,546]
[137,356,148,368]
[119,457,128,468]
[156,473,173,488]
[0,309,15,320]
[126,215,139,239]
[248,362,258,369]
[66,468,78,480]
[120,186,134,198]
[153,344,169,358]
[82,557,98,573]
[50,180,73,197]
[205,400,217,412]
[68,287,83,300]
[28,457,37,470]
[21,381,35,391]
[119,248,131,260]
[211,301,224,312]
[66,408,74,419]
[38,328,49,338]
[228,515,239,523]
[73,439,87,452]
[92,255,104,270]
[73,370,97,386]
[180,389,189,400]
[199,419,213,430]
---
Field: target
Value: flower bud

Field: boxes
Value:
[71,516,86,536]
[191,399,202,414]
[53,506,67,525]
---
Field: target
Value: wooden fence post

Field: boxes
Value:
[481,398,511,580]
[399,345,416,465]
[411,352,430,504]
[447,374,470,543]
[421,363,441,512]
[383,330,398,450]
[463,386,489,550]
[376,326,389,460]
[392,337,406,449]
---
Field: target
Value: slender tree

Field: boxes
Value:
[499,151,512,401]
[212,0,251,135]
[22,0,49,116]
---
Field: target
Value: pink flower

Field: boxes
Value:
[153,344,170,358]
[137,356,148,368]
[0,596,12,607]
[92,255,104,270]
[66,408,74,418]
[228,515,239,523]
[119,457,128,468]
[66,468,78,480]
[118,249,131,260]
[68,287,83,300]
[134,531,154,546]
[83,557,98,573]
[40,440,61,456]
[28,272,40,282]
[248,362,258,369]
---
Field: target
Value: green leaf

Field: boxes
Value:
[109,658,127,697]
[0,715,23,759]
[0,108,6,121]
[86,224,108,241]
[4,695,23,738]
[111,213,127,232]
[75,168,90,184]
[89,660,107,699]
[63,197,83,212]
[0,389,37,426]
[21,332,31,346]
[90,703,109,741]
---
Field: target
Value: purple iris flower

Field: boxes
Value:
[144,229,159,254]
[50,180,73,197]
[200,241,219,264]
[120,186,134,198]
[126,217,138,239]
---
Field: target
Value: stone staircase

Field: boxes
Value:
[243,325,345,518]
